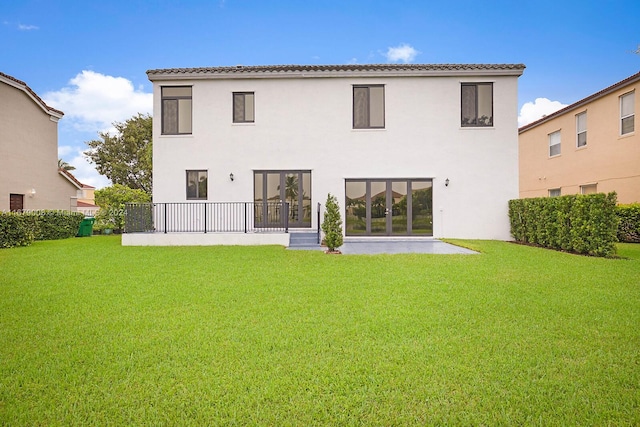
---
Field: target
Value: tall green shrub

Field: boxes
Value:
[616,203,640,243]
[509,192,618,257]
[321,193,344,252]
[0,212,34,248]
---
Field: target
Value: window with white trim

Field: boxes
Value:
[621,91,635,135]
[548,188,561,197]
[580,184,597,195]
[549,130,561,157]
[576,112,587,147]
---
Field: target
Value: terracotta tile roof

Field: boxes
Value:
[0,71,64,117]
[58,168,86,189]
[148,63,526,79]
[519,70,640,133]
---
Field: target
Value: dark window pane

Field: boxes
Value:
[163,99,178,134]
[461,85,477,126]
[622,116,634,135]
[353,87,369,128]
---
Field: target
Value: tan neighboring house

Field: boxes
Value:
[519,71,639,204]
[59,168,100,216]
[0,71,81,211]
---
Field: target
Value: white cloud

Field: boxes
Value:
[385,44,419,63]
[518,98,568,127]
[43,70,152,134]
[18,23,39,30]
[66,149,111,190]
[57,145,74,157]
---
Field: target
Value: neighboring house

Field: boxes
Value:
[519,72,639,204]
[0,72,79,211]
[59,168,99,216]
[131,64,525,245]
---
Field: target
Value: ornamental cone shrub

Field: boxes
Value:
[321,193,343,252]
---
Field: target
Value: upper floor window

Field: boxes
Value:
[162,87,192,135]
[549,130,561,157]
[620,91,635,135]
[548,188,561,197]
[461,83,493,127]
[186,170,207,200]
[576,112,587,147]
[353,85,385,129]
[233,92,255,123]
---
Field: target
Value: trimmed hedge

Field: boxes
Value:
[0,213,34,248]
[509,193,618,257]
[616,203,640,243]
[0,211,84,248]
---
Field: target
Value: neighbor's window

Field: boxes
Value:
[620,91,635,135]
[549,130,561,157]
[576,112,587,147]
[548,188,561,197]
[162,86,192,135]
[580,184,597,195]
[353,85,385,129]
[461,83,493,127]
[233,92,255,123]
[186,170,208,200]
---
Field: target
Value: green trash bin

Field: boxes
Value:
[77,217,95,237]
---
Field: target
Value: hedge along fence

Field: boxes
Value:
[617,203,640,243]
[509,192,618,257]
[0,211,84,249]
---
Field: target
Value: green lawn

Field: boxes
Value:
[1,236,639,425]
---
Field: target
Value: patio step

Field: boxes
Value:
[288,232,322,250]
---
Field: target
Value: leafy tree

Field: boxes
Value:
[95,184,150,231]
[321,193,343,252]
[58,159,76,171]
[84,113,152,194]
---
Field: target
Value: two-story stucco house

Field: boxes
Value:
[0,72,81,212]
[519,71,639,204]
[127,64,525,246]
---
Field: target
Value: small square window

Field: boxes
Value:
[549,188,561,197]
[576,112,587,147]
[620,91,635,135]
[549,131,561,157]
[233,92,255,123]
[186,170,208,200]
[580,184,597,195]
[353,85,385,129]
[461,83,493,127]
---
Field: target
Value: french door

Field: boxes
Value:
[254,171,311,228]
[345,179,432,236]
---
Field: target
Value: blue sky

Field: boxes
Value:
[3,0,639,188]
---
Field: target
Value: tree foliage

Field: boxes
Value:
[321,193,344,252]
[84,113,152,194]
[95,184,151,231]
[58,159,76,171]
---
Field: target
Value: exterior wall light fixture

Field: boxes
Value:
[445,178,449,187]
[229,173,234,182]
[29,188,36,197]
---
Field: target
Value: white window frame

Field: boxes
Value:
[620,91,635,135]
[580,184,597,195]
[576,112,587,148]
[548,188,561,197]
[549,130,561,157]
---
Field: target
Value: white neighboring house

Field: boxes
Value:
[125,64,525,246]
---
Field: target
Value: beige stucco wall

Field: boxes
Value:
[0,80,78,211]
[519,81,639,204]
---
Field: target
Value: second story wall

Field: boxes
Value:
[519,73,639,204]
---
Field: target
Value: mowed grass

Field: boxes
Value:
[1,237,639,425]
